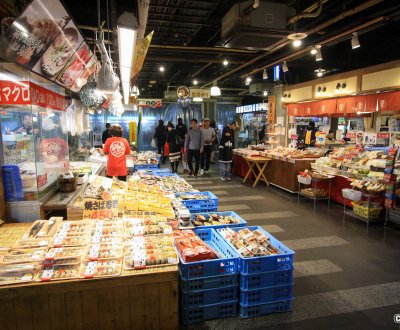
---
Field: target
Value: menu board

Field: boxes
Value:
[0,0,96,93]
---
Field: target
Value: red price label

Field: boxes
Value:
[291,134,298,140]
[37,173,48,188]
[88,210,115,220]
[346,132,357,139]
[377,132,390,139]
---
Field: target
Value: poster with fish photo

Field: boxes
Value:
[56,43,93,88]
[70,55,99,93]
[32,20,84,80]
[0,0,70,69]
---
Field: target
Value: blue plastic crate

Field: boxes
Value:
[181,300,238,324]
[178,228,239,279]
[134,163,160,171]
[216,226,295,275]
[190,211,247,229]
[240,269,293,290]
[2,165,24,202]
[239,299,293,318]
[240,284,293,306]
[181,285,239,307]
[176,191,218,212]
[180,273,239,292]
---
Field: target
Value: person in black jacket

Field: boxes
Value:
[166,122,181,173]
[153,119,167,163]
[176,117,188,171]
[102,123,111,144]
[219,123,234,181]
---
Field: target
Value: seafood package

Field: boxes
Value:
[124,235,175,255]
[83,244,123,261]
[20,217,62,239]
[124,217,167,227]
[54,221,91,237]
[173,230,218,263]
[191,213,242,227]
[80,259,122,278]
[0,270,36,286]
[123,250,178,270]
[177,193,209,201]
[45,247,82,261]
[90,219,124,229]
[51,234,87,247]
[89,234,123,245]
[1,248,47,264]
[36,265,80,282]
[124,224,173,237]
[219,228,279,258]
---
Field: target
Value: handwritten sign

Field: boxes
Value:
[83,199,118,220]
[377,132,390,139]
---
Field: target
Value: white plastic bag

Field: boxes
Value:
[151,138,157,148]
[97,58,120,97]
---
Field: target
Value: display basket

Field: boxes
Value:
[58,175,77,193]
[388,208,400,225]
[178,228,239,279]
[342,188,362,201]
[240,284,293,306]
[134,163,159,171]
[216,226,294,275]
[351,202,382,219]
[176,192,218,213]
[239,299,293,318]
[181,300,238,324]
[240,269,293,290]
[181,285,239,307]
[190,211,247,229]
[180,273,239,292]
[297,175,311,185]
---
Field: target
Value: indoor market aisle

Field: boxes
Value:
[182,167,400,330]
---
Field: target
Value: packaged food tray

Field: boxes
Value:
[342,188,361,201]
[181,300,238,324]
[240,269,293,290]
[178,228,239,279]
[297,175,311,185]
[190,211,247,229]
[180,273,239,292]
[216,226,294,275]
[240,284,293,306]
[175,191,218,212]
[181,285,239,307]
[239,299,293,318]
[351,202,382,219]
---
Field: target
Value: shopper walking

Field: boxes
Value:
[219,123,235,181]
[102,123,111,144]
[153,119,167,164]
[176,117,189,172]
[184,119,204,178]
[210,120,218,163]
[103,125,131,182]
[166,122,181,173]
[199,118,216,175]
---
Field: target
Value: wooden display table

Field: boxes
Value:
[242,157,271,188]
[0,223,179,330]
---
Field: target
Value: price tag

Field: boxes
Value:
[45,248,63,260]
[83,199,118,220]
[85,261,97,278]
[346,132,357,139]
[290,134,298,140]
[41,269,54,281]
[89,245,100,261]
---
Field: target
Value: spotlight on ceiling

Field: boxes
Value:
[263,90,268,96]
[193,79,198,85]
[223,58,229,66]
[287,32,307,48]
[293,39,302,47]
[315,46,322,61]
[159,66,165,72]
[262,68,268,80]
[210,81,221,96]
[310,47,317,55]
[282,61,288,72]
[314,68,326,77]
[351,32,360,49]
[245,77,252,85]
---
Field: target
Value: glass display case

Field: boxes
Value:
[0,63,68,220]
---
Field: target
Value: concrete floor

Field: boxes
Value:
[179,165,400,330]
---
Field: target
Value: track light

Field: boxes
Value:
[223,58,229,66]
[315,46,322,61]
[293,39,302,47]
[310,47,317,55]
[193,79,198,85]
[342,83,347,89]
[287,32,307,48]
[245,77,252,85]
[314,68,326,77]
[159,66,165,72]
[282,61,288,72]
[262,69,268,80]
[351,32,360,49]
[263,91,268,96]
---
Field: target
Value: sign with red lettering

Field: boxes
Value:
[83,199,118,220]
[377,132,390,139]
[30,82,65,111]
[346,132,357,139]
[37,173,48,188]
[290,134,298,140]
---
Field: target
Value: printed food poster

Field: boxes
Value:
[70,55,98,92]
[56,43,93,88]
[32,20,84,79]
[363,133,377,145]
[0,0,70,69]
[390,133,400,146]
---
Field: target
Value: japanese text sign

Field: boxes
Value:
[83,199,118,220]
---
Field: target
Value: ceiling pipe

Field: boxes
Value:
[241,16,388,78]
[146,55,245,64]
[201,0,385,88]
[150,45,256,53]
[288,0,324,25]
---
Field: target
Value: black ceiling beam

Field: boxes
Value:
[148,12,207,20]
[147,18,215,26]
[149,5,210,12]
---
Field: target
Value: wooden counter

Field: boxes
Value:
[0,223,179,330]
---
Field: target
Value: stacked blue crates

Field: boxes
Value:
[178,228,239,324]
[2,165,24,202]
[175,192,218,213]
[217,226,295,318]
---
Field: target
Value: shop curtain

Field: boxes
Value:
[217,103,236,127]
[377,91,400,112]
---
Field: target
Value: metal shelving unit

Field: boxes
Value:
[297,177,332,212]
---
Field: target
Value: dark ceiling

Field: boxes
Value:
[61,0,400,99]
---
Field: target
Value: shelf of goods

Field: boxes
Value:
[0,221,179,330]
[233,147,324,192]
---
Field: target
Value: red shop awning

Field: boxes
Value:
[315,99,337,116]
[377,91,400,111]
[287,103,304,116]
[354,94,377,113]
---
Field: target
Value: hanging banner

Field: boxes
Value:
[131,31,154,82]
[129,121,137,145]
[137,98,162,108]
[189,88,211,99]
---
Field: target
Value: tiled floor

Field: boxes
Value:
[181,166,400,330]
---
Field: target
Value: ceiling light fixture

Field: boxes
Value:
[245,77,252,85]
[310,47,317,55]
[262,69,268,80]
[351,32,360,49]
[193,79,198,85]
[159,66,165,72]
[193,97,203,102]
[315,45,322,61]
[223,59,229,66]
[287,32,307,47]
[314,68,326,77]
[282,61,288,73]
[118,12,139,105]
[263,91,268,96]
[210,81,221,96]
